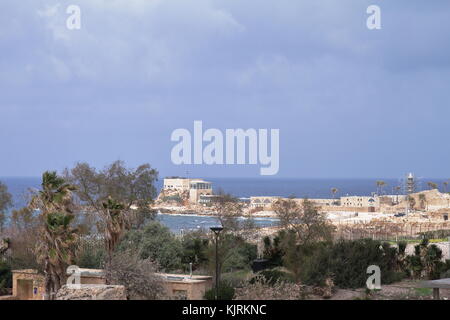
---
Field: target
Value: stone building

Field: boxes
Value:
[161,177,213,204]
[340,196,380,209]
[1,268,212,300]
[188,179,213,204]
[159,273,213,300]
[2,268,106,300]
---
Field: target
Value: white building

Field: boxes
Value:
[189,179,213,204]
[163,178,191,191]
[163,177,213,204]
[340,196,379,208]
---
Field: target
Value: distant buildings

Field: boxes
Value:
[250,196,277,209]
[162,178,212,204]
[340,196,379,208]
[163,178,191,191]
[249,196,336,210]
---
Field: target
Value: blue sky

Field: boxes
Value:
[1,0,450,178]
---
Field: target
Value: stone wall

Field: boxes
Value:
[56,284,126,300]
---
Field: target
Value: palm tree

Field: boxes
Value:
[99,197,128,265]
[36,212,79,300]
[443,181,448,193]
[331,188,338,205]
[30,171,77,214]
[427,182,438,190]
[376,180,386,195]
[30,171,78,300]
[394,186,401,204]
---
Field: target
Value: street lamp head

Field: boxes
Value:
[210,226,223,234]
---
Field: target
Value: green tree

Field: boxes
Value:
[262,233,284,267]
[331,188,338,205]
[0,181,13,232]
[181,230,210,271]
[207,192,257,283]
[273,198,335,246]
[65,161,158,228]
[272,198,335,282]
[376,180,386,195]
[118,222,183,271]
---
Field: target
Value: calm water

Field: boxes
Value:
[2,176,447,233]
[156,213,279,234]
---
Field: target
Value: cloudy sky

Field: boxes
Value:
[1,0,450,178]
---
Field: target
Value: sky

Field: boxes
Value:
[1,0,450,179]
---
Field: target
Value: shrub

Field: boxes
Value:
[118,222,183,271]
[405,239,447,280]
[181,232,210,271]
[419,229,450,240]
[237,242,258,267]
[262,234,284,267]
[249,269,294,286]
[162,195,183,203]
[300,239,406,289]
[75,238,106,269]
[204,281,235,300]
[105,249,166,300]
[0,260,12,295]
[207,234,257,274]
[235,278,305,300]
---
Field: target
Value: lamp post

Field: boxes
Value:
[210,226,223,300]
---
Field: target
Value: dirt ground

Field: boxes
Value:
[322,280,450,300]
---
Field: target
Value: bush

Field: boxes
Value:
[105,250,166,300]
[237,242,258,267]
[405,239,447,280]
[162,195,183,203]
[300,239,406,289]
[204,281,235,300]
[419,229,450,240]
[0,260,12,295]
[118,222,183,271]
[75,238,106,269]
[235,279,305,300]
[181,231,209,271]
[249,269,294,286]
[262,233,285,267]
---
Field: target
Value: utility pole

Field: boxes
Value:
[210,226,223,300]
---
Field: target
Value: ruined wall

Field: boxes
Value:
[56,284,126,300]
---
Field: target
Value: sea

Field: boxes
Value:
[1,176,447,233]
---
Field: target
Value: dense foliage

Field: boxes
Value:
[118,222,183,271]
[204,281,235,300]
[298,239,406,288]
